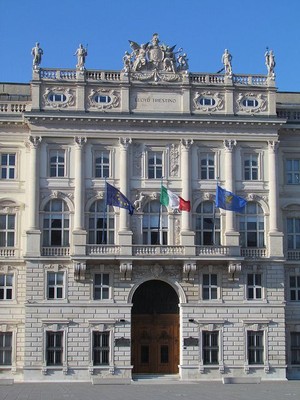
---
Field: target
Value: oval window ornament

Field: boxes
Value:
[199,97,216,106]
[94,95,112,104]
[242,98,258,107]
[48,93,67,102]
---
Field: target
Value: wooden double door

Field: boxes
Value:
[131,313,179,374]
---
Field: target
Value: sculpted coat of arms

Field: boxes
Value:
[122,33,189,82]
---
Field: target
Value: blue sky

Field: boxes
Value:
[0,0,299,92]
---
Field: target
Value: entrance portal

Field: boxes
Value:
[131,280,179,374]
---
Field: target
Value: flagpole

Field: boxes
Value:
[102,177,107,244]
[158,177,163,245]
[213,177,219,245]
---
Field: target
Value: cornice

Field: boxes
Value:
[24,111,283,128]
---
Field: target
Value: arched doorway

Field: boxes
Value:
[131,280,179,374]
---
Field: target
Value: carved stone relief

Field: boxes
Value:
[236,92,267,114]
[43,87,75,109]
[88,89,120,110]
[193,91,224,112]
[169,144,180,177]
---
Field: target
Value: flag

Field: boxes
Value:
[215,185,247,212]
[160,185,191,212]
[106,182,134,215]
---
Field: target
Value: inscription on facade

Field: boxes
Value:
[131,91,181,112]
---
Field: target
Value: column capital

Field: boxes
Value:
[119,137,132,149]
[25,135,42,149]
[181,138,194,150]
[74,136,87,148]
[268,140,279,152]
[223,139,237,152]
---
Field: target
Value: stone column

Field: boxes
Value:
[267,141,283,257]
[27,136,42,230]
[73,136,87,256]
[74,136,87,230]
[180,139,195,253]
[25,136,42,256]
[118,138,133,253]
[223,139,239,248]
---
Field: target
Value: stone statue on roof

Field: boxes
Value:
[74,44,88,70]
[31,42,43,69]
[265,48,275,78]
[222,49,233,77]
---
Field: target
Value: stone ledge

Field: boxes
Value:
[92,377,131,385]
[0,379,14,385]
[222,377,261,384]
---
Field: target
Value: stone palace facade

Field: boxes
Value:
[0,34,300,383]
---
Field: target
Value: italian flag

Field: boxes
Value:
[160,185,191,212]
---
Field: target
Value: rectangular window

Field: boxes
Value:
[291,332,300,364]
[200,154,215,180]
[93,331,110,365]
[0,274,13,300]
[0,332,12,365]
[94,150,110,178]
[46,331,63,366]
[0,153,16,180]
[248,331,264,364]
[244,154,258,180]
[0,214,15,247]
[286,159,300,185]
[203,331,219,365]
[148,151,163,179]
[49,150,65,177]
[203,274,218,300]
[247,273,262,300]
[290,275,300,301]
[94,273,110,300]
[287,218,300,250]
[47,272,64,299]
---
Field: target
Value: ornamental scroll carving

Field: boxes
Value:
[88,89,120,110]
[193,91,224,112]
[236,92,267,114]
[43,87,75,109]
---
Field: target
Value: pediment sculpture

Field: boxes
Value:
[123,33,189,82]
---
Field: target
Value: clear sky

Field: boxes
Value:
[0,0,299,92]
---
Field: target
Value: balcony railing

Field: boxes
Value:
[133,245,184,256]
[241,248,268,258]
[196,246,230,256]
[42,247,70,257]
[0,248,18,257]
[287,250,300,260]
[87,245,121,255]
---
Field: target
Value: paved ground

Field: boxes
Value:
[0,380,299,400]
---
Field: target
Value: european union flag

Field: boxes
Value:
[106,182,134,215]
[215,185,247,212]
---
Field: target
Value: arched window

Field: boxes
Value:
[195,201,220,245]
[143,200,167,245]
[88,200,114,244]
[239,202,264,248]
[43,199,69,246]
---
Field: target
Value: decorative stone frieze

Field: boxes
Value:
[120,262,132,281]
[88,88,120,110]
[193,91,224,112]
[183,262,197,282]
[42,87,75,109]
[74,262,86,281]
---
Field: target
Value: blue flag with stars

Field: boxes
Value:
[106,182,134,215]
[215,185,247,212]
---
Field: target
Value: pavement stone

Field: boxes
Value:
[0,381,299,400]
